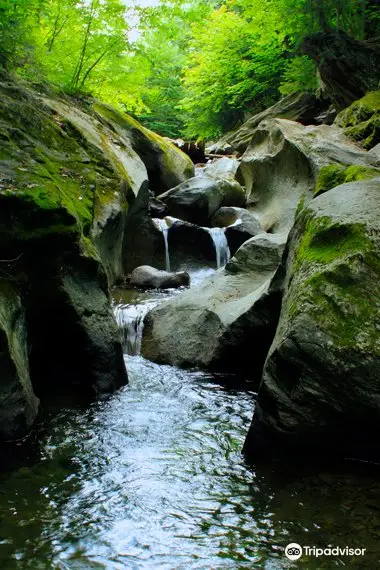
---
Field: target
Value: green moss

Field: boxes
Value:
[293,215,372,271]
[315,164,380,196]
[288,209,380,350]
[335,91,380,150]
[345,116,380,150]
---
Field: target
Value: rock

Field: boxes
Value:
[211,206,263,255]
[244,178,380,461]
[226,233,286,274]
[369,143,380,162]
[165,138,206,164]
[201,157,240,181]
[334,91,380,150]
[158,176,246,226]
[142,233,286,378]
[215,91,333,154]
[165,218,217,270]
[0,71,196,434]
[130,265,190,289]
[237,118,379,232]
[94,104,194,194]
[0,283,39,441]
[302,31,380,110]
[205,142,234,155]
[149,194,169,218]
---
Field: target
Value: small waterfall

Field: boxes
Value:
[207,227,231,269]
[114,304,150,356]
[153,218,171,272]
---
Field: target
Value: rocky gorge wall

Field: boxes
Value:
[0,71,194,440]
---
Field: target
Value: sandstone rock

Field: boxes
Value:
[130,265,190,289]
[244,178,380,461]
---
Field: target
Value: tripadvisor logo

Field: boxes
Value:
[285,543,303,561]
[285,543,366,560]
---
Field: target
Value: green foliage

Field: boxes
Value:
[1,0,379,140]
[279,56,318,96]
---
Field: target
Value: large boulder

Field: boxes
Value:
[0,72,193,437]
[200,157,241,181]
[215,92,333,154]
[334,91,380,150]
[165,218,217,270]
[157,177,246,226]
[237,118,379,232]
[130,265,190,289]
[142,232,286,379]
[244,178,380,461]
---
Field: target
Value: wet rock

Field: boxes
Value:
[130,265,190,289]
[334,91,380,150]
[244,178,380,461]
[211,207,263,255]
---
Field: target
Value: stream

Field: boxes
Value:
[0,260,380,569]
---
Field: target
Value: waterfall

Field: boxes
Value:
[153,218,171,272]
[114,304,150,356]
[207,227,231,269]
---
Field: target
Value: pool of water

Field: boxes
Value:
[0,268,380,569]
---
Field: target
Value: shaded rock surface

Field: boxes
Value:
[158,176,246,226]
[244,178,380,461]
[130,265,190,289]
[0,283,39,440]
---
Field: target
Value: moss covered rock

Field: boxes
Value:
[334,91,380,150]
[0,72,194,438]
[244,178,380,461]
[315,164,380,196]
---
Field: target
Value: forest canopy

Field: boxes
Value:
[1,0,379,139]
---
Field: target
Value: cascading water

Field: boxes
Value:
[207,227,231,269]
[152,218,171,271]
[114,303,152,356]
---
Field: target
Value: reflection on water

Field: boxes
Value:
[0,269,380,569]
[0,356,380,569]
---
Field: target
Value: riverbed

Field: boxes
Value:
[0,267,379,569]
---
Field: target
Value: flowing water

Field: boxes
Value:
[0,271,380,569]
[152,219,171,272]
[206,228,231,269]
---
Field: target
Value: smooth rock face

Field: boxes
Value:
[200,157,241,181]
[130,266,190,289]
[244,179,380,461]
[226,233,286,274]
[142,233,286,378]
[215,91,333,154]
[237,118,379,232]
[157,176,246,226]
[0,284,39,440]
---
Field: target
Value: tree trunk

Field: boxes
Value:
[302,30,380,109]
